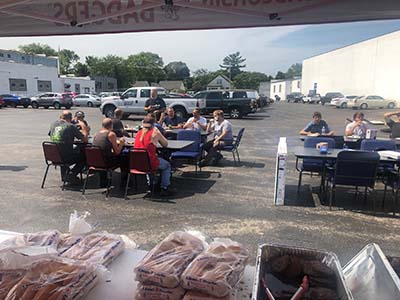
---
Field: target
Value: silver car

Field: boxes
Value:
[330,95,358,109]
[348,95,396,110]
[73,94,101,107]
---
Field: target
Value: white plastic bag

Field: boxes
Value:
[69,211,92,235]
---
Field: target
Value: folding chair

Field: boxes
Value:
[82,146,120,198]
[220,128,245,165]
[170,130,202,173]
[124,148,157,199]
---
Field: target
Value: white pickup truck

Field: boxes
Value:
[100,87,205,119]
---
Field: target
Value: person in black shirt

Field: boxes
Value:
[144,89,166,122]
[48,110,88,184]
[112,108,130,138]
[161,107,183,129]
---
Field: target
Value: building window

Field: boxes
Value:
[21,56,25,60]
[279,84,282,93]
[0,53,3,57]
[84,87,90,93]
[107,82,114,90]
[273,85,276,93]
[74,84,80,93]
[297,81,300,88]
[9,78,27,91]
[216,79,222,84]
[7,54,11,58]
[38,80,52,92]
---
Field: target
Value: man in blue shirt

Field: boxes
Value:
[162,107,183,129]
[300,111,334,136]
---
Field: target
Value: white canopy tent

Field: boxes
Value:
[0,0,400,37]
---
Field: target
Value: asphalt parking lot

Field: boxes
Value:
[1,102,400,264]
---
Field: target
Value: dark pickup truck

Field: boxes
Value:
[194,90,256,119]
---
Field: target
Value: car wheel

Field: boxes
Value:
[229,107,241,119]
[341,103,347,109]
[54,102,61,109]
[44,106,49,109]
[87,102,93,107]
[173,106,187,120]
[360,103,368,110]
[388,102,395,109]
[11,102,17,108]
[23,105,28,108]
[31,102,39,109]
[104,105,116,118]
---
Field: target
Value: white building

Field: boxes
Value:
[302,30,400,100]
[270,78,301,100]
[207,75,232,90]
[259,81,271,97]
[0,50,61,97]
[60,75,95,94]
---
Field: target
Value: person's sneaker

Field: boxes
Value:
[199,160,208,168]
[160,187,176,197]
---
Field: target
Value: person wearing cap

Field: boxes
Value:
[134,115,174,197]
[112,108,130,138]
[48,110,89,184]
[72,111,91,135]
[144,89,166,123]
[300,111,334,136]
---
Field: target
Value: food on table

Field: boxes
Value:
[135,283,186,300]
[0,230,61,250]
[59,232,125,266]
[4,259,98,300]
[135,231,205,288]
[0,269,26,299]
[181,238,249,297]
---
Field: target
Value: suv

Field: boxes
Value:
[31,93,73,109]
[0,94,31,108]
[320,92,344,105]
[194,90,255,118]
[100,87,205,119]
[286,92,303,103]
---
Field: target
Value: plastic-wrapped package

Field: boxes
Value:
[135,283,186,300]
[183,291,234,300]
[60,233,125,266]
[0,230,61,251]
[0,269,26,300]
[135,231,206,288]
[4,258,98,300]
[181,238,249,297]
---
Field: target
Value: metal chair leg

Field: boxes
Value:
[124,173,131,199]
[382,184,387,209]
[82,169,91,195]
[41,165,50,188]
[395,188,399,216]
[62,167,70,191]
[236,149,241,163]
[232,151,237,165]
[105,170,112,198]
[297,171,303,194]
[329,182,335,211]
[363,186,368,206]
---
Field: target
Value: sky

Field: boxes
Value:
[0,19,400,76]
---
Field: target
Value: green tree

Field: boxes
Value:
[59,49,80,74]
[126,52,165,84]
[18,43,57,56]
[164,61,190,80]
[275,71,286,80]
[74,62,90,77]
[285,63,302,79]
[219,52,246,80]
[233,72,270,90]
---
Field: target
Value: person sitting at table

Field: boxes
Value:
[345,112,369,138]
[199,110,233,167]
[134,115,175,197]
[112,108,130,138]
[299,111,334,136]
[384,111,400,129]
[183,108,207,131]
[72,111,91,135]
[49,110,89,185]
[161,107,183,129]
[93,118,126,187]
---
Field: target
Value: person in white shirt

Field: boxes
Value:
[199,110,233,167]
[345,112,369,138]
[183,108,207,131]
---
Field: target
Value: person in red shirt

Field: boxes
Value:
[134,115,174,196]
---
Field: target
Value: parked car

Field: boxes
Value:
[100,87,205,119]
[348,95,396,110]
[286,92,304,103]
[0,97,4,108]
[0,94,31,108]
[303,93,321,104]
[99,91,122,98]
[30,93,73,109]
[193,90,255,118]
[73,94,102,107]
[330,95,358,109]
[320,92,344,105]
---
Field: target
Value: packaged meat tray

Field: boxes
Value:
[135,231,205,288]
[252,243,353,300]
[135,283,186,300]
[181,238,249,297]
[59,232,125,266]
[3,258,98,300]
